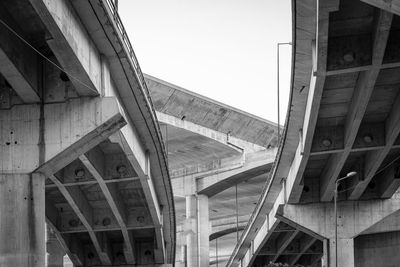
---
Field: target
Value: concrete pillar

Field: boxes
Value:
[186,195,198,267]
[46,226,65,267]
[321,239,329,267]
[197,194,210,267]
[328,238,354,267]
[0,173,45,266]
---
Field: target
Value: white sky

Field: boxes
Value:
[119,0,292,123]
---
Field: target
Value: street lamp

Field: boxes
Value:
[334,171,357,267]
[277,42,292,142]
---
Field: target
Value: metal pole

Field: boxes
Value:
[277,43,280,141]
[216,238,218,267]
[334,181,338,267]
[235,184,239,242]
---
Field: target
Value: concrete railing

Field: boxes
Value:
[103,0,149,97]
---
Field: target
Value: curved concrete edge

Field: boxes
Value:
[225,0,317,266]
[69,1,176,263]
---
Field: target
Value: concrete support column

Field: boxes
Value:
[321,239,329,267]
[328,238,354,267]
[186,195,198,267]
[197,194,210,267]
[0,173,45,266]
[46,226,65,267]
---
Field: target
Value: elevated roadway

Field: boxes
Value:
[227,0,400,266]
[0,0,174,266]
[145,75,279,267]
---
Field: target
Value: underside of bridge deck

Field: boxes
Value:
[145,75,279,267]
[226,0,400,266]
[0,0,175,266]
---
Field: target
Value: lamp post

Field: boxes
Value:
[277,42,292,142]
[334,171,357,267]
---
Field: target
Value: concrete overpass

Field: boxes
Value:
[145,75,279,267]
[0,0,174,266]
[226,0,400,266]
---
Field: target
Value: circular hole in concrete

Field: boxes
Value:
[74,168,85,178]
[322,139,332,147]
[69,219,79,227]
[87,252,95,259]
[116,164,127,174]
[60,72,70,82]
[343,51,355,63]
[368,182,376,189]
[137,216,145,223]
[363,135,373,144]
[102,217,111,226]
[303,185,310,193]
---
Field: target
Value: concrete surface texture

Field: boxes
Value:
[146,75,279,266]
[0,0,174,266]
[226,0,400,266]
[2,0,400,266]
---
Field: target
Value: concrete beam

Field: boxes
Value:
[320,10,393,201]
[35,97,126,177]
[109,130,165,263]
[0,9,40,102]
[49,174,112,265]
[156,111,265,153]
[360,208,400,235]
[289,235,317,266]
[287,0,340,203]
[45,175,142,188]
[310,123,390,156]
[348,81,400,199]
[46,200,83,266]
[46,226,65,267]
[361,0,400,16]
[239,190,285,267]
[29,0,101,96]
[196,150,275,197]
[80,148,136,264]
[378,164,400,198]
[276,196,400,239]
[272,229,299,262]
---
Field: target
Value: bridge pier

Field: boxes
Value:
[0,174,45,267]
[326,238,354,267]
[184,194,210,267]
[185,195,199,267]
[0,96,125,266]
[197,195,210,267]
[46,226,65,267]
[277,196,400,266]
